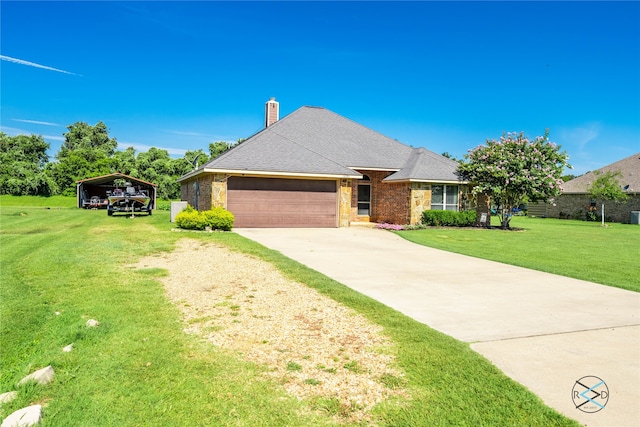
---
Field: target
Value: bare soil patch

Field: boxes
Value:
[134,239,408,422]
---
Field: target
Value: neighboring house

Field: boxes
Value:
[177,98,469,228]
[544,152,640,223]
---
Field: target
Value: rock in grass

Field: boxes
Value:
[86,319,100,327]
[0,391,17,404]
[17,366,54,386]
[62,344,73,353]
[1,404,42,427]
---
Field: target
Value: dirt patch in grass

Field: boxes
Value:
[134,239,409,423]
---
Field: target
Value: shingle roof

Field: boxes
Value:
[181,106,462,182]
[384,147,462,182]
[562,152,640,194]
[76,172,157,187]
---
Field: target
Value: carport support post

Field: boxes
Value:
[76,183,82,208]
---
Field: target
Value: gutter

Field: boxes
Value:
[177,168,360,182]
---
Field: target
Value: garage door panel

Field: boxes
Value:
[228,178,335,192]
[227,177,337,228]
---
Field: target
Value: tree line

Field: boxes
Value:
[0,121,239,199]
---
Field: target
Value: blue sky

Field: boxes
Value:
[1,1,639,175]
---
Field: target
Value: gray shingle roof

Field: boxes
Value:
[384,148,462,182]
[562,152,640,194]
[184,106,462,182]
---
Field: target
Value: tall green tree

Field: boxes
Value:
[587,170,629,226]
[174,149,209,177]
[135,147,178,199]
[49,121,118,195]
[0,133,56,195]
[57,121,117,158]
[112,146,138,176]
[209,141,231,159]
[458,131,571,229]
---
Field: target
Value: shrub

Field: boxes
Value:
[202,207,235,231]
[175,206,203,230]
[175,205,235,231]
[422,210,477,227]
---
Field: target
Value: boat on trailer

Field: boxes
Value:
[107,183,153,216]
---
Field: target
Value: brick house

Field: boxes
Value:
[545,152,640,223]
[177,99,468,227]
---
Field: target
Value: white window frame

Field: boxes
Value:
[357,175,371,216]
[431,185,459,211]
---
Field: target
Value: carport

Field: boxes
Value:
[76,173,157,210]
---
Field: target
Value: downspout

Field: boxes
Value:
[191,153,204,210]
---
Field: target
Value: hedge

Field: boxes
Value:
[175,206,235,231]
[421,210,477,227]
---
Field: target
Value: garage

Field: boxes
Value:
[227,177,337,228]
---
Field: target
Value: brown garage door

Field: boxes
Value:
[227,177,337,228]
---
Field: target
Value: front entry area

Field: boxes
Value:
[227,177,337,228]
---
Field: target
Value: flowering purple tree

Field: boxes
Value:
[457,131,571,229]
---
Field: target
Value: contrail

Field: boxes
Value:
[0,54,81,76]
[12,119,60,126]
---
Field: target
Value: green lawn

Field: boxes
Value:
[396,216,640,293]
[0,198,578,426]
[0,195,77,208]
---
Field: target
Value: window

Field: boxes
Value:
[431,185,458,211]
[358,175,371,216]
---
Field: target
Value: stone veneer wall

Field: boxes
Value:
[546,193,640,223]
[211,174,227,208]
[410,182,431,225]
[339,179,352,227]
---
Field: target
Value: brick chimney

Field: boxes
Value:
[265,97,279,128]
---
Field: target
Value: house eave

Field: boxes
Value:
[348,166,401,172]
[383,177,469,184]
[178,168,359,182]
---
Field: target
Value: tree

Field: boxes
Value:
[587,170,629,226]
[112,146,138,176]
[458,131,571,229]
[49,121,118,195]
[174,149,209,178]
[209,141,231,159]
[57,121,117,158]
[135,147,178,199]
[0,133,56,195]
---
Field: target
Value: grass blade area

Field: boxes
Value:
[394,216,639,293]
[1,202,579,426]
[0,206,331,426]
[0,195,77,208]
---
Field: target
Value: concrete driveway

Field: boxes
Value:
[235,226,640,427]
